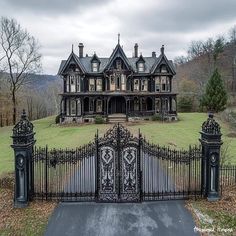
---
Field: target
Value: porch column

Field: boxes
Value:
[81,97,84,116]
[107,97,110,115]
[152,97,155,113]
[169,97,172,113]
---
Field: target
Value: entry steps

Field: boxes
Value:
[108,113,127,123]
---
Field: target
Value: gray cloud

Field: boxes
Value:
[2,0,111,14]
[1,0,236,74]
[116,0,236,34]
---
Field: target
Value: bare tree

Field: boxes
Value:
[229,25,236,44]
[187,40,204,59]
[0,17,41,124]
[174,55,189,65]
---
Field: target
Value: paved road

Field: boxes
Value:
[45,201,198,236]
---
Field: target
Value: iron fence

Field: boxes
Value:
[32,143,96,201]
[220,165,236,187]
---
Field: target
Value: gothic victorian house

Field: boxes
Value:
[58,38,177,123]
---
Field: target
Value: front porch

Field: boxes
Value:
[59,94,177,123]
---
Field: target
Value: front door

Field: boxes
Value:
[109,97,126,114]
[97,124,140,202]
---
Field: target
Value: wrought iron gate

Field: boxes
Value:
[97,124,141,202]
[12,111,224,207]
[31,123,203,202]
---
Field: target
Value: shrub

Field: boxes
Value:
[94,115,104,124]
[55,115,60,124]
[178,96,193,112]
[152,114,162,121]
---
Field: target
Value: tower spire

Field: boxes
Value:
[118,33,120,44]
[72,44,74,53]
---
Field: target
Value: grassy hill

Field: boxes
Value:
[0,113,236,174]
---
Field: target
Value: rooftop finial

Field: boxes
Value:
[161,45,164,55]
[118,33,120,44]
[72,44,74,53]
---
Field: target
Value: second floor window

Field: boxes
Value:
[66,78,69,92]
[89,79,95,91]
[92,62,98,72]
[70,75,76,92]
[77,77,80,92]
[134,79,139,91]
[97,79,102,91]
[161,76,170,92]
[155,77,160,92]
[141,79,147,91]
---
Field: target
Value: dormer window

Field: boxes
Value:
[92,62,98,72]
[138,62,144,72]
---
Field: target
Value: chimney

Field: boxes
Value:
[152,51,156,58]
[134,43,138,58]
[161,45,164,55]
[78,43,84,58]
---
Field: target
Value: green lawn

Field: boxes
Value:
[0,113,236,174]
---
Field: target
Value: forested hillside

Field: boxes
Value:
[0,74,62,126]
[174,28,236,112]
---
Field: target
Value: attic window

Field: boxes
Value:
[116,60,122,70]
[92,62,98,72]
[161,65,167,73]
[138,62,144,72]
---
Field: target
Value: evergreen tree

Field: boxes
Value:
[201,68,227,112]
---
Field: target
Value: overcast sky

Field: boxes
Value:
[0,0,236,74]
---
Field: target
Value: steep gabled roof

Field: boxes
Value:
[58,51,86,75]
[151,51,176,75]
[104,43,133,71]
[136,54,146,64]
[90,53,101,63]
[58,44,175,75]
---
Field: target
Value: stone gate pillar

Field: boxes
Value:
[11,110,36,208]
[199,113,222,201]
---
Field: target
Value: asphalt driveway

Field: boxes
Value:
[45,201,198,236]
